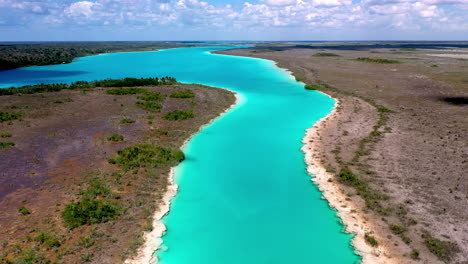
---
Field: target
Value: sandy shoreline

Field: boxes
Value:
[301,95,399,264]
[125,91,240,264]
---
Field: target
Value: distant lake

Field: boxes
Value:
[0,46,360,264]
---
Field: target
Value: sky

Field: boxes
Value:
[0,0,467,41]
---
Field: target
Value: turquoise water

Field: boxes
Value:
[0,47,360,264]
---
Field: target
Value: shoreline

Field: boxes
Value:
[125,91,240,264]
[301,95,399,264]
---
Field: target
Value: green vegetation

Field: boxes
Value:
[135,101,162,112]
[96,77,176,87]
[390,224,406,235]
[422,234,459,261]
[54,98,73,104]
[337,167,361,186]
[0,133,12,138]
[305,84,320,90]
[0,42,184,71]
[170,89,195,98]
[62,200,120,229]
[0,77,177,96]
[313,52,340,57]
[35,231,61,249]
[163,110,194,120]
[356,57,400,64]
[138,91,166,101]
[0,142,15,149]
[8,248,51,264]
[364,232,378,247]
[410,249,420,260]
[108,144,184,170]
[106,87,146,95]
[18,206,31,215]
[107,134,124,142]
[119,118,135,124]
[62,179,121,229]
[0,112,22,122]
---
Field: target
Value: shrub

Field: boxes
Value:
[62,199,120,229]
[106,88,146,95]
[137,91,165,101]
[163,110,194,120]
[305,84,320,90]
[338,167,361,186]
[120,118,135,124]
[0,142,15,149]
[0,111,22,122]
[35,231,61,249]
[410,249,420,260]
[12,248,51,264]
[82,179,119,200]
[135,101,162,112]
[390,224,406,235]
[108,134,124,142]
[18,206,31,215]
[170,89,195,98]
[364,232,378,247]
[356,57,400,64]
[423,234,459,261]
[1,133,12,138]
[109,144,184,170]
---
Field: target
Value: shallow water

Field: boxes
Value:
[0,46,360,264]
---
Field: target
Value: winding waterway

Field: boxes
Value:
[0,46,360,264]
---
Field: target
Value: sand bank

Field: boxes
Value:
[301,95,400,264]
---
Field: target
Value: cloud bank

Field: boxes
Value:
[0,0,467,40]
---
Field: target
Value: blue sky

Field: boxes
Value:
[0,0,467,41]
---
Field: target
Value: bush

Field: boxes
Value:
[0,142,15,149]
[35,231,61,249]
[120,118,135,124]
[305,84,320,90]
[81,179,119,200]
[12,248,51,264]
[410,249,420,260]
[137,91,165,101]
[135,101,162,112]
[62,199,120,229]
[18,206,31,215]
[106,88,146,95]
[356,57,400,64]
[338,167,361,186]
[423,234,459,261]
[163,110,194,121]
[0,133,12,138]
[108,134,124,142]
[364,232,378,247]
[0,112,22,122]
[109,144,184,170]
[170,89,195,98]
[390,224,406,235]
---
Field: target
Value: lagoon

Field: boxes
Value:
[0,46,360,264]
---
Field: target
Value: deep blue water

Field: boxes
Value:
[0,46,360,264]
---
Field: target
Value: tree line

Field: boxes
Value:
[0,42,185,71]
[0,77,177,96]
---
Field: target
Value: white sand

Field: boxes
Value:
[301,95,400,264]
